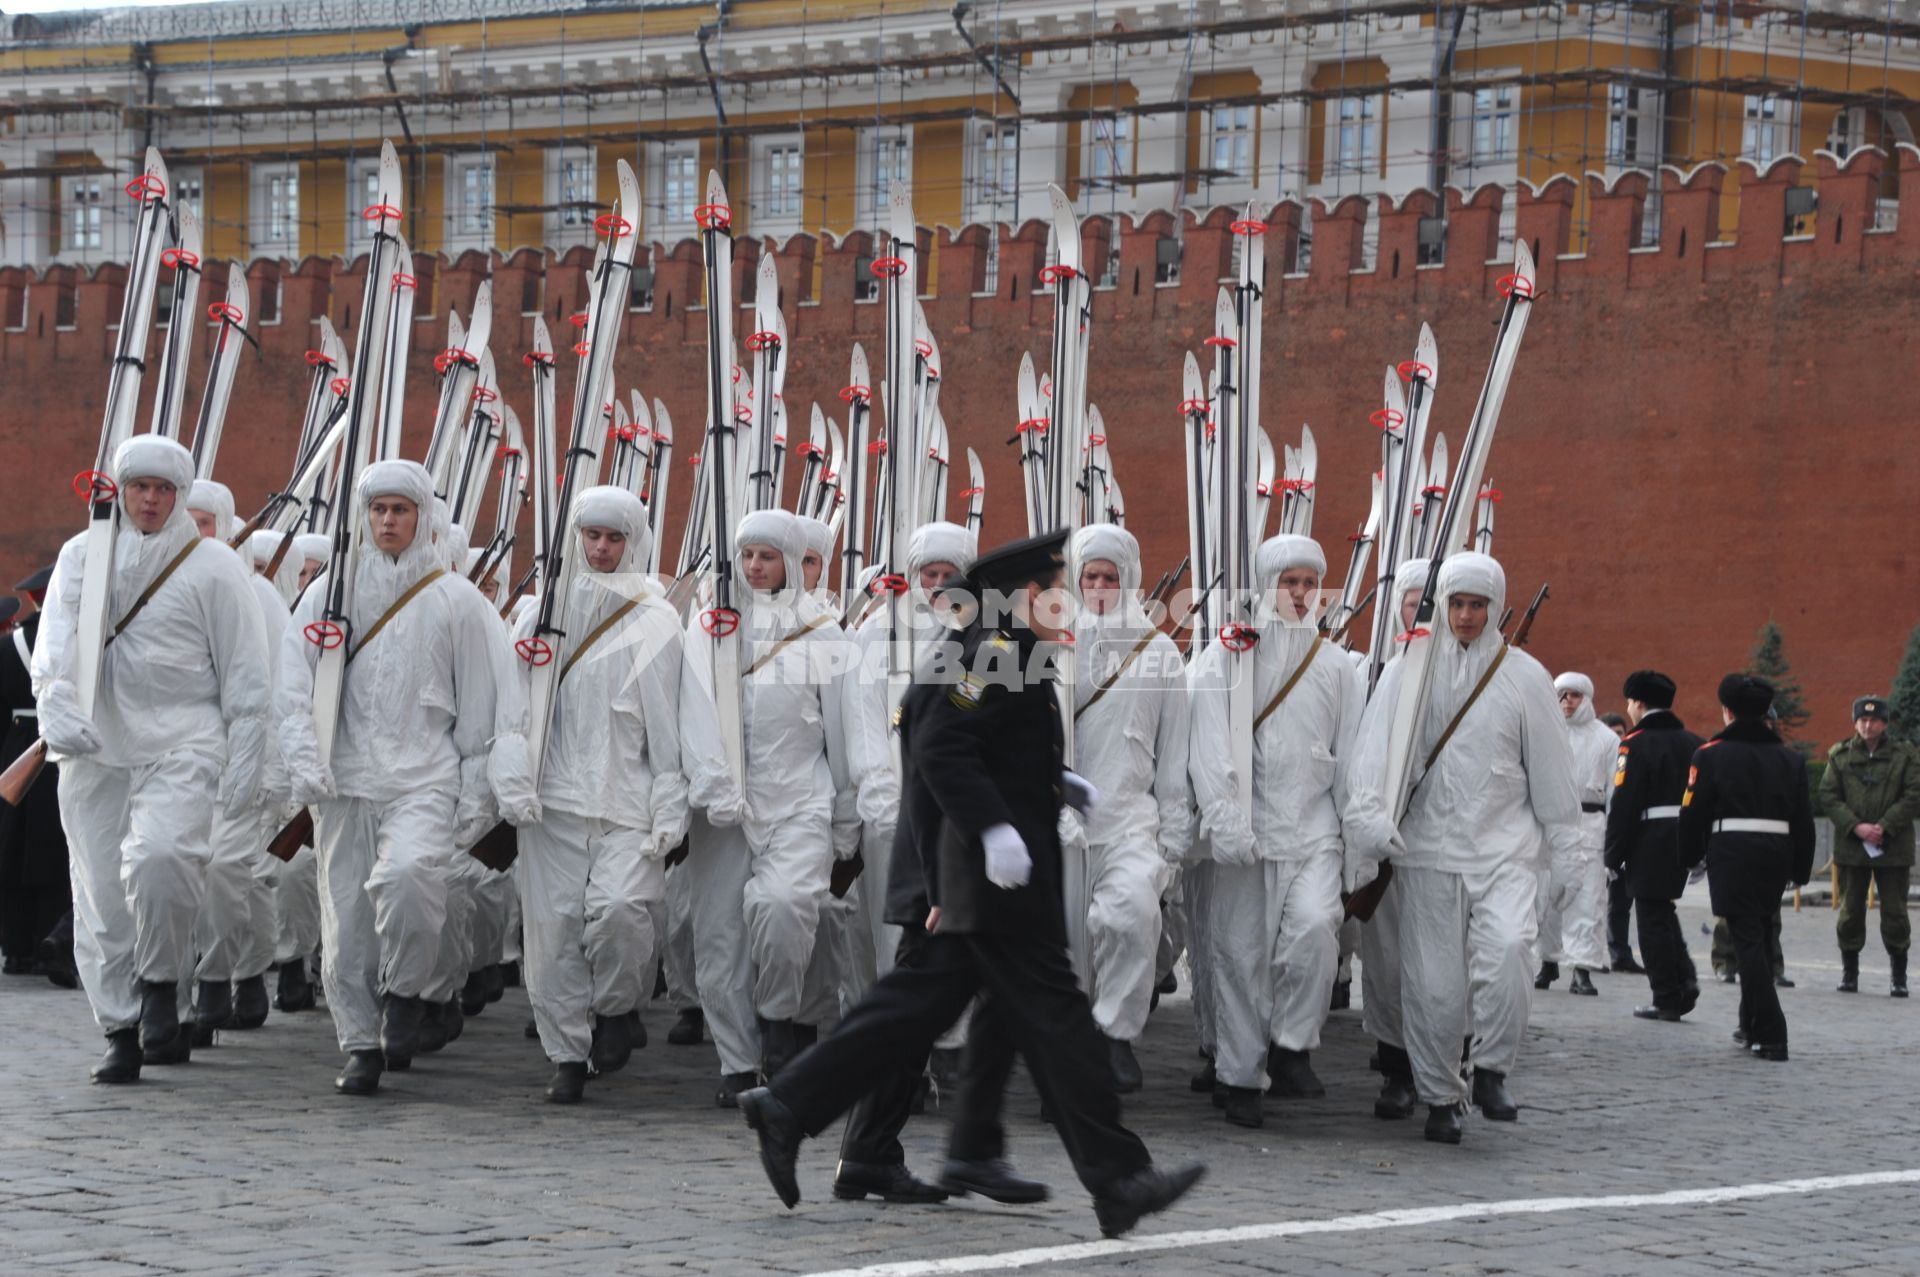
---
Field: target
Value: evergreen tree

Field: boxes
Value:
[1889,622,1920,748]
[1747,615,1810,743]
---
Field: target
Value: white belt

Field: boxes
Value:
[11,708,35,721]
[1713,818,1790,835]
[1642,805,1681,821]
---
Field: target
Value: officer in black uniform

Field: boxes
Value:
[1678,674,1816,1061]
[737,531,1204,1238]
[1604,670,1705,1022]
[0,566,73,985]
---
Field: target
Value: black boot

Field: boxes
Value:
[380,992,424,1067]
[460,968,491,1016]
[1222,1085,1263,1128]
[497,960,519,989]
[1329,979,1351,1011]
[667,1007,705,1046]
[740,1087,805,1209]
[1267,1046,1326,1099]
[1091,1163,1207,1239]
[1373,1045,1418,1119]
[1189,1052,1217,1094]
[591,1012,634,1076]
[485,963,507,1001]
[1471,1067,1518,1121]
[1838,950,1860,993]
[90,1029,142,1084]
[940,1158,1051,1204]
[524,1017,539,1040]
[194,978,234,1033]
[139,980,181,1055]
[1533,961,1559,990]
[1891,951,1908,998]
[442,997,464,1045]
[833,1160,950,1204]
[232,975,270,1028]
[1568,967,1598,997]
[335,1050,384,1096]
[274,960,315,1012]
[1108,1037,1143,1093]
[1424,1102,1465,1144]
[545,1060,588,1104]
[627,1008,649,1050]
[760,1018,801,1078]
[417,1000,449,1054]
[716,1069,759,1108]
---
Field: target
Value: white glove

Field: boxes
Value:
[1344,854,1381,896]
[707,788,744,828]
[288,759,336,807]
[651,804,689,858]
[488,733,542,826]
[1061,769,1100,816]
[1058,807,1086,849]
[38,679,101,757]
[1202,801,1257,867]
[982,822,1032,889]
[216,716,267,819]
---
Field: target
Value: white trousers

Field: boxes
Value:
[662,862,700,1011]
[274,843,321,965]
[1397,861,1537,1107]
[60,754,215,1031]
[1536,827,1608,971]
[685,815,760,1076]
[1208,848,1342,1089]
[314,789,455,1053]
[471,867,516,970]
[1359,869,1406,1050]
[429,846,484,1004]
[798,904,843,1029]
[739,813,831,1023]
[517,808,662,1063]
[1180,857,1219,1055]
[195,806,275,982]
[1075,836,1173,1041]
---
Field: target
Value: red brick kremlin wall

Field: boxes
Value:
[1,147,1911,747]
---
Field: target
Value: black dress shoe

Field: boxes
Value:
[1374,1075,1418,1120]
[1717,970,1738,985]
[1614,955,1647,975]
[381,993,424,1063]
[1568,968,1598,996]
[1773,974,1795,989]
[231,975,270,1028]
[546,1060,588,1103]
[90,1029,142,1084]
[940,1158,1051,1204]
[460,968,491,1016]
[760,1018,801,1078]
[1892,951,1909,997]
[1731,1028,1749,1047]
[1222,1085,1263,1128]
[1091,1162,1206,1239]
[1424,1103,1464,1144]
[274,961,315,1012]
[140,980,180,1054]
[739,1087,803,1209]
[417,1001,449,1054]
[335,1049,384,1096]
[194,978,234,1033]
[833,1160,950,1204]
[666,1007,705,1046]
[1632,1004,1685,1022]
[591,1012,634,1076]
[1533,961,1559,990]
[716,1070,759,1108]
[1108,1037,1143,1094]
[1188,1053,1217,1094]
[1267,1047,1326,1099]
[1750,1042,1789,1062]
[1471,1068,1518,1121]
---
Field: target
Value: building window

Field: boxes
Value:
[765,143,802,218]
[448,156,495,244]
[663,146,698,227]
[1826,106,1866,159]
[1468,86,1515,166]
[252,163,299,252]
[869,131,911,218]
[973,123,1019,207]
[1088,116,1132,190]
[545,147,596,247]
[348,159,382,247]
[173,170,203,224]
[65,177,105,252]
[1334,96,1377,176]
[1743,95,1794,166]
[1208,105,1254,183]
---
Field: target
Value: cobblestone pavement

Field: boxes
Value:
[2,893,1914,1277]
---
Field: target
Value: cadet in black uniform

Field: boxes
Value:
[0,567,72,983]
[1604,671,1705,1022]
[1678,674,1817,1061]
[738,531,1204,1238]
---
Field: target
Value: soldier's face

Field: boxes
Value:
[298,557,324,590]
[189,507,221,539]
[580,525,627,573]
[1274,567,1320,622]
[1447,593,1490,644]
[801,550,823,591]
[1857,716,1888,745]
[1559,689,1585,720]
[123,477,178,534]
[740,543,786,592]
[1078,559,1122,615]
[1400,589,1422,635]
[367,496,419,555]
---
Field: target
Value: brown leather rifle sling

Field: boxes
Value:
[558,599,641,684]
[1254,636,1325,731]
[345,569,445,664]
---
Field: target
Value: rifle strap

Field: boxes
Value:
[1254,636,1324,731]
[347,570,445,664]
[744,613,831,677]
[1075,628,1161,720]
[559,599,641,684]
[112,539,202,638]
[1421,644,1510,773]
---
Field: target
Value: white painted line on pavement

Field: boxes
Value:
[802,1167,1920,1277]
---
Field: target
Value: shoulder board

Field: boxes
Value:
[1622,728,1644,742]
[1699,739,1724,750]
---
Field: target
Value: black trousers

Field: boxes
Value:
[0,885,68,962]
[1607,875,1636,964]
[775,929,1149,1195]
[1726,910,1787,1048]
[837,927,1016,1168]
[1634,896,1699,1011]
